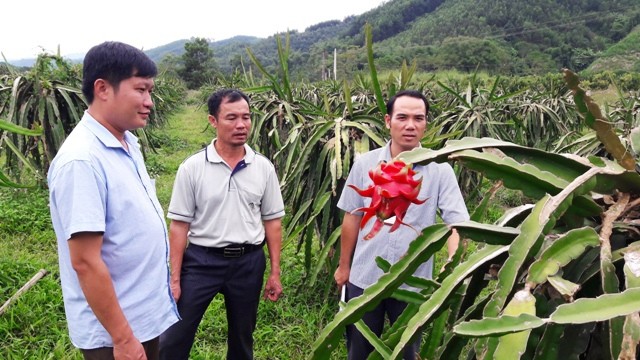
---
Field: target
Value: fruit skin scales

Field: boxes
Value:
[348,160,426,240]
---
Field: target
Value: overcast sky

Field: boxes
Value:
[2,0,385,60]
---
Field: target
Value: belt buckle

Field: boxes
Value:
[223,247,244,258]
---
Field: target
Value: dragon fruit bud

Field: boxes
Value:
[349,160,426,240]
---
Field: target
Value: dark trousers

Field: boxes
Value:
[346,282,420,360]
[159,243,266,360]
[81,337,159,360]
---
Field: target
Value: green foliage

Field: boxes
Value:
[179,37,218,89]
[0,188,51,234]
[588,25,640,72]
[430,37,515,73]
[148,72,187,127]
[313,67,640,359]
[0,53,86,185]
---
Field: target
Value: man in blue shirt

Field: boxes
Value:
[48,41,179,359]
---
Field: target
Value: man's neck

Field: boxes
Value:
[87,107,126,142]
[214,140,246,168]
[389,141,416,159]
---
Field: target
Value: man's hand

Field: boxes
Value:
[334,264,350,288]
[263,273,282,301]
[170,277,181,302]
[113,334,146,359]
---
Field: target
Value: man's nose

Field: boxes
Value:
[144,92,154,108]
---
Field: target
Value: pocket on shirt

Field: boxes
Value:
[241,190,262,224]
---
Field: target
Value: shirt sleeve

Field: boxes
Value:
[167,162,196,223]
[49,160,107,240]
[437,163,470,224]
[261,165,285,220]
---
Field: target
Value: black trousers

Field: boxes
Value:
[159,243,266,360]
[81,337,159,359]
[345,282,420,360]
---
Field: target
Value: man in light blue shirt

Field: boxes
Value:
[48,41,179,359]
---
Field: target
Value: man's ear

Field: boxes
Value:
[208,114,217,128]
[384,114,391,129]
[93,79,111,101]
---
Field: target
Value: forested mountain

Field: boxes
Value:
[170,0,637,79]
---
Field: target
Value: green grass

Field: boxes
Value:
[0,189,77,359]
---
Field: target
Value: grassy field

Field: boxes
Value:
[0,104,346,359]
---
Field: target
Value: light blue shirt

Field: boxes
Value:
[337,142,469,290]
[48,112,179,349]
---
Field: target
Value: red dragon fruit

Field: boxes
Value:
[349,159,426,240]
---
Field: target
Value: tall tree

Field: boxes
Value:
[179,37,217,89]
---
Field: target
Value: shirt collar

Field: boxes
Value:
[205,139,255,164]
[377,141,423,164]
[81,111,138,149]
[377,141,393,162]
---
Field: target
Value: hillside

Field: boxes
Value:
[587,25,640,72]
[196,0,639,78]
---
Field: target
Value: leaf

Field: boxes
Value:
[533,324,564,359]
[283,198,313,242]
[390,289,427,305]
[0,169,31,188]
[454,220,520,246]
[449,149,600,217]
[308,226,341,286]
[620,313,640,359]
[550,288,640,324]
[352,319,392,358]
[563,69,635,170]
[527,227,600,285]
[420,309,449,359]
[454,314,545,337]
[546,276,580,297]
[343,120,386,147]
[483,196,554,326]
[496,204,534,227]
[364,23,386,115]
[0,119,42,136]
[629,126,640,156]
[311,224,452,359]
[388,244,509,359]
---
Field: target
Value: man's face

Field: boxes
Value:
[209,97,251,147]
[104,76,154,132]
[385,96,427,152]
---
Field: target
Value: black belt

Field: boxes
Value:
[196,240,265,258]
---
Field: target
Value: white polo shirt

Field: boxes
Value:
[168,140,285,247]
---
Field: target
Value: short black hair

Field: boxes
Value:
[386,90,430,116]
[82,41,157,104]
[207,89,250,118]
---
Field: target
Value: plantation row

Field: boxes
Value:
[2,28,640,358]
